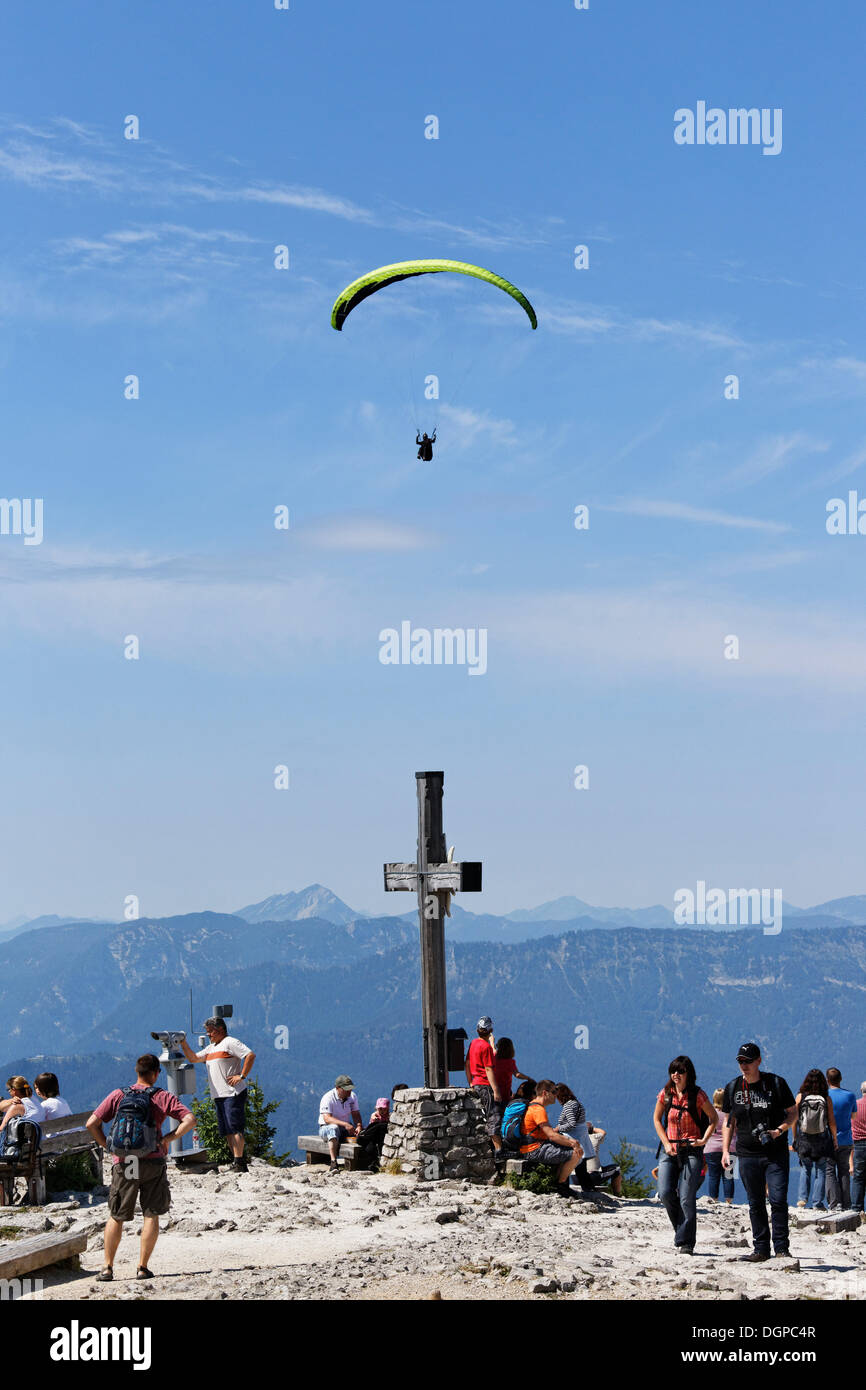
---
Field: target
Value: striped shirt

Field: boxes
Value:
[851,1096,866,1142]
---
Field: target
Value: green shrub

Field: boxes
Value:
[191,1079,287,1165]
[45,1151,100,1194]
[609,1137,654,1198]
[504,1165,559,1195]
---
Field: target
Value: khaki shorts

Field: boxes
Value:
[108,1157,171,1220]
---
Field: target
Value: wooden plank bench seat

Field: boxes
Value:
[297,1135,366,1171]
[0,1230,88,1280]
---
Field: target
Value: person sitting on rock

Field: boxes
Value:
[354,1098,391,1173]
[519,1079,583,1198]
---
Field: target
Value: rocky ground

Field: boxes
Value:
[7,1161,866,1301]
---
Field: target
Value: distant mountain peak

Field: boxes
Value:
[234,885,362,926]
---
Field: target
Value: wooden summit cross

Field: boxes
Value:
[384,771,482,1087]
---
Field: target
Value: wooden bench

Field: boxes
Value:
[297,1135,367,1171]
[0,1113,100,1207]
[0,1230,88,1280]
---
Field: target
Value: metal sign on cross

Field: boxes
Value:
[384,771,482,1087]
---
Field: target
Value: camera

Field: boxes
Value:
[751,1121,774,1146]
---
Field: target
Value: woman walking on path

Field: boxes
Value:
[705,1087,736,1204]
[653,1056,717,1254]
[792,1069,837,1211]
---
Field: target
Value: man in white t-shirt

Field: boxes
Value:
[34,1072,73,1119]
[319,1074,362,1171]
[180,1019,256,1172]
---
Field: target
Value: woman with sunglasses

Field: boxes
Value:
[653,1056,717,1255]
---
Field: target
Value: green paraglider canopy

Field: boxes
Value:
[330,258,538,331]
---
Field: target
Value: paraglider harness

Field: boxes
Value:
[416,430,436,462]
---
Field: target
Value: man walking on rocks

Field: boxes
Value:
[180,1017,255,1172]
[722,1043,797,1263]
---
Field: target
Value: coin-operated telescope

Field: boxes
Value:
[149,1030,200,1159]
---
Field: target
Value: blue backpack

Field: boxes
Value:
[501,1098,529,1151]
[106,1086,161,1159]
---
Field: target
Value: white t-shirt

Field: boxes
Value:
[319,1089,360,1126]
[14,1096,46,1123]
[195,1036,253,1099]
[39,1096,72,1119]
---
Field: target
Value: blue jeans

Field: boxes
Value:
[826,1145,852,1208]
[739,1150,790,1254]
[705,1150,734,1200]
[851,1141,866,1211]
[797,1151,828,1208]
[658,1150,703,1250]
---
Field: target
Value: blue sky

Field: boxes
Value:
[2,0,865,921]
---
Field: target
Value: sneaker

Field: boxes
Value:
[95,1267,113,1282]
[724,1198,733,1205]
[676,1246,694,1255]
[328,1161,340,1173]
[739,1251,771,1263]
[706,1197,716,1205]
[796,1200,806,1208]
[773,1250,791,1258]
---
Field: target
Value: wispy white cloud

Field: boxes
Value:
[302,516,435,552]
[439,403,517,449]
[601,499,791,534]
[723,432,829,488]
[540,300,744,350]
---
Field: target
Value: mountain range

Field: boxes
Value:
[4,884,866,944]
[2,889,866,1166]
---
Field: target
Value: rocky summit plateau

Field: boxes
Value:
[13,1164,866,1303]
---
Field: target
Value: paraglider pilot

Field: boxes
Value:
[416,430,436,462]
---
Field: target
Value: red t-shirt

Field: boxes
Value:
[467,1038,495,1087]
[492,1057,518,1101]
[657,1087,709,1143]
[92,1083,191,1164]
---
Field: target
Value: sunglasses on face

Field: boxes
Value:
[670,1068,686,1075]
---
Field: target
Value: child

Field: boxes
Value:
[369,1097,390,1125]
[490,1038,531,1153]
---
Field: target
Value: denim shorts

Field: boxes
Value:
[215,1091,247,1135]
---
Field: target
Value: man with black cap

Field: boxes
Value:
[722,1043,797,1262]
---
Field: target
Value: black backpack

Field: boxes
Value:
[2,1117,41,1162]
[106,1086,162,1159]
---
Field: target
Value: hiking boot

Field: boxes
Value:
[328,1161,340,1173]
[557,1182,578,1199]
[676,1246,694,1255]
[739,1250,771,1263]
[232,1157,248,1173]
[95,1267,113,1282]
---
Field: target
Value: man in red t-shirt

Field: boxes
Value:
[465,1016,501,1145]
[87,1053,195,1283]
